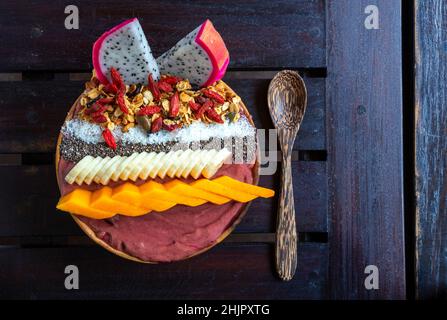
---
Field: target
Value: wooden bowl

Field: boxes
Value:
[55,81,260,263]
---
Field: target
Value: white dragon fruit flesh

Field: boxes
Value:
[92,18,160,85]
[157,20,229,88]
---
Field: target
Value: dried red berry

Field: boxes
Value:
[104,83,118,94]
[102,128,117,150]
[96,97,114,105]
[148,74,160,101]
[137,105,162,116]
[205,108,224,123]
[110,68,125,90]
[162,122,179,131]
[91,114,108,123]
[158,81,173,93]
[202,89,225,104]
[169,92,180,117]
[85,103,107,115]
[162,76,181,85]
[188,100,201,112]
[116,87,129,114]
[195,100,213,119]
[151,117,163,133]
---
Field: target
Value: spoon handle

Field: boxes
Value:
[276,130,297,281]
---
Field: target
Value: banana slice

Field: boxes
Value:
[191,150,218,179]
[111,154,129,182]
[174,149,194,178]
[202,148,232,179]
[181,149,204,178]
[85,156,110,185]
[65,148,231,186]
[75,156,101,185]
[65,155,95,185]
[139,152,157,180]
[158,150,179,179]
[165,150,185,178]
[128,152,149,181]
[120,153,140,181]
[99,156,122,185]
[148,152,166,179]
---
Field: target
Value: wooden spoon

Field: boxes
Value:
[268,70,307,281]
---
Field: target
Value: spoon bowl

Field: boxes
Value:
[268,71,307,134]
[267,70,307,281]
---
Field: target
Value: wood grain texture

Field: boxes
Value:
[276,129,298,280]
[0,0,325,71]
[0,161,327,238]
[0,244,328,299]
[326,0,405,299]
[415,0,447,299]
[268,71,307,281]
[0,76,325,153]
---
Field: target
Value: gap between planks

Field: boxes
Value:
[0,68,327,82]
[0,232,328,247]
[0,150,327,166]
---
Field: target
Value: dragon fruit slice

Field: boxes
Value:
[92,18,160,85]
[157,20,229,88]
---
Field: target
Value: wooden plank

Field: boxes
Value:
[0,0,325,71]
[326,0,405,299]
[415,0,447,299]
[0,243,327,299]
[0,161,327,238]
[0,76,325,153]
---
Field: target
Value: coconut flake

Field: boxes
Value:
[62,117,256,146]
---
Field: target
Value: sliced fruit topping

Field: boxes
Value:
[57,176,275,219]
[65,149,232,186]
[157,19,229,87]
[92,18,160,85]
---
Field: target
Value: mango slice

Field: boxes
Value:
[140,181,206,207]
[165,180,230,205]
[91,186,148,216]
[57,175,275,219]
[190,179,257,203]
[57,189,113,219]
[212,176,275,198]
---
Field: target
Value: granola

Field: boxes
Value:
[78,71,242,139]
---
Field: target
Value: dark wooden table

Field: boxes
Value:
[0,0,443,300]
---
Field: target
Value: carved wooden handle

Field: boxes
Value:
[276,130,297,281]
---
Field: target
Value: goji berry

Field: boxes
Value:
[96,97,114,105]
[158,80,173,93]
[151,117,163,133]
[104,83,118,94]
[169,92,180,117]
[102,128,117,150]
[92,114,108,123]
[85,102,107,115]
[148,74,160,101]
[110,68,125,90]
[205,108,224,123]
[162,122,179,131]
[116,87,129,114]
[188,100,201,112]
[137,105,161,116]
[202,89,225,104]
[195,100,213,119]
[162,76,182,85]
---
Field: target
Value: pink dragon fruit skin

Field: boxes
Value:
[92,18,160,85]
[157,20,229,88]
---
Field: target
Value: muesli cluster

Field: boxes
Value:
[79,69,242,149]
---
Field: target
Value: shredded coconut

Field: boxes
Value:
[62,117,256,145]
